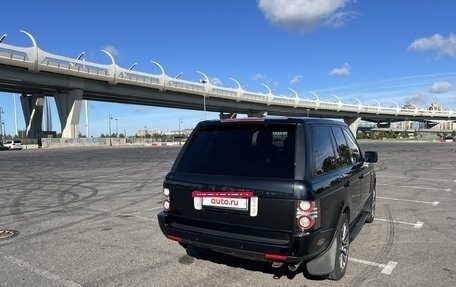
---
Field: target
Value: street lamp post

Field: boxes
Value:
[0,106,4,142]
[115,118,118,137]
[197,71,209,120]
[109,114,113,146]
[178,118,182,145]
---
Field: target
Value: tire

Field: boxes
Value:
[327,213,349,281]
[365,187,376,223]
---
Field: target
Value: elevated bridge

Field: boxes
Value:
[0,30,454,138]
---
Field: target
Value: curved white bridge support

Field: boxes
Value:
[21,93,44,138]
[55,89,83,138]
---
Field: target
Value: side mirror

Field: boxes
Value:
[364,151,378,163]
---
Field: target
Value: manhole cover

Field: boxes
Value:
[0,230,18,240]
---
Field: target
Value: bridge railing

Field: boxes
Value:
[0,32,455,120]
[0,44,33,69]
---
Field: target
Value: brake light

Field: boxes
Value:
[163,188,171,212]
[167,235,182,242]
[298,201,314,212]
[297,215,314,229]
[265,253,288,261]
[296,200,320,232]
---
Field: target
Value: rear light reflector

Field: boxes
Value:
[163,188,171,212]
[265,253,288,261]
[296,200,320,232]
[163,200,170,210]
[298,201,313,212]
[167,235,182,242]
[297,215,314,230]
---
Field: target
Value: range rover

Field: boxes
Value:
[157,117,378,280]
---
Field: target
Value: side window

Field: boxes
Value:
[331,127,351,168]
[311,126,337,175]
[342,128,362,164]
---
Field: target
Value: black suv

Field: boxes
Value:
[157,117,377,280]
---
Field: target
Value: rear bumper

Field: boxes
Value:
[157,211,336,263]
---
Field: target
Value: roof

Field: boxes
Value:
[200,116,347,126]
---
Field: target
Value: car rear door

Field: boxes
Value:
[341,127,369,216]
[167,122,298,238]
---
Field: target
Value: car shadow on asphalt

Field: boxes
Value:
[183,246,324,281]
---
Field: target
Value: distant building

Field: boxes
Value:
[428,103,442,111]
[135,128,194,137]
[135,129,162,137]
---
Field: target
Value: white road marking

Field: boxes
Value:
[377,196,439,206]
[380,175,455,182]
[349,258,398,275]
[375,218,424,229]
[2,254,83,287]
[378,183,451,192]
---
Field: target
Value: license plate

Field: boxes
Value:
[202,197,248,210]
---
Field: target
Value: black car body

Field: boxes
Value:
[157,117,377,280]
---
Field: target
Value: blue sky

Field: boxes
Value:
[0,0,455,137]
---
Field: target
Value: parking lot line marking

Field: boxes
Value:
[377,196,440,206]
[377,183,451,192]
[380,175,455,182]
[381,261,398,275]
[150,206,163,211]
[2,253,82,287]
[349,258,398,275]
[376,218,424,229]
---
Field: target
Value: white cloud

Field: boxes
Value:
[252,72,265,81]
[408,33,456,58]
[258,0,356,32]
[329,63,350,77]
[404,93,427,106]
[290,75,303,84]
[102,45,119,57]
[429,81,453,94]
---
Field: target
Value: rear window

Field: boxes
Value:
[175,124,296,179]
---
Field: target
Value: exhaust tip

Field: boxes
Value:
[288,262,302,272]
[271,261,284,268]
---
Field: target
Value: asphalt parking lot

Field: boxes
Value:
[0,142,455,287]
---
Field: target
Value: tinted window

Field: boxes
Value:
[343,128,362,164]
[311,126,337,175]
[176,124,295,178]
[331,127,351,168]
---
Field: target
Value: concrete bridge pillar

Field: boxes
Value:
[21,93,44,139]
[344,117,362,137]
[55,89,83,138]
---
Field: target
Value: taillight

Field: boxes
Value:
[296,200,320,233]
[163,188,171,212]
